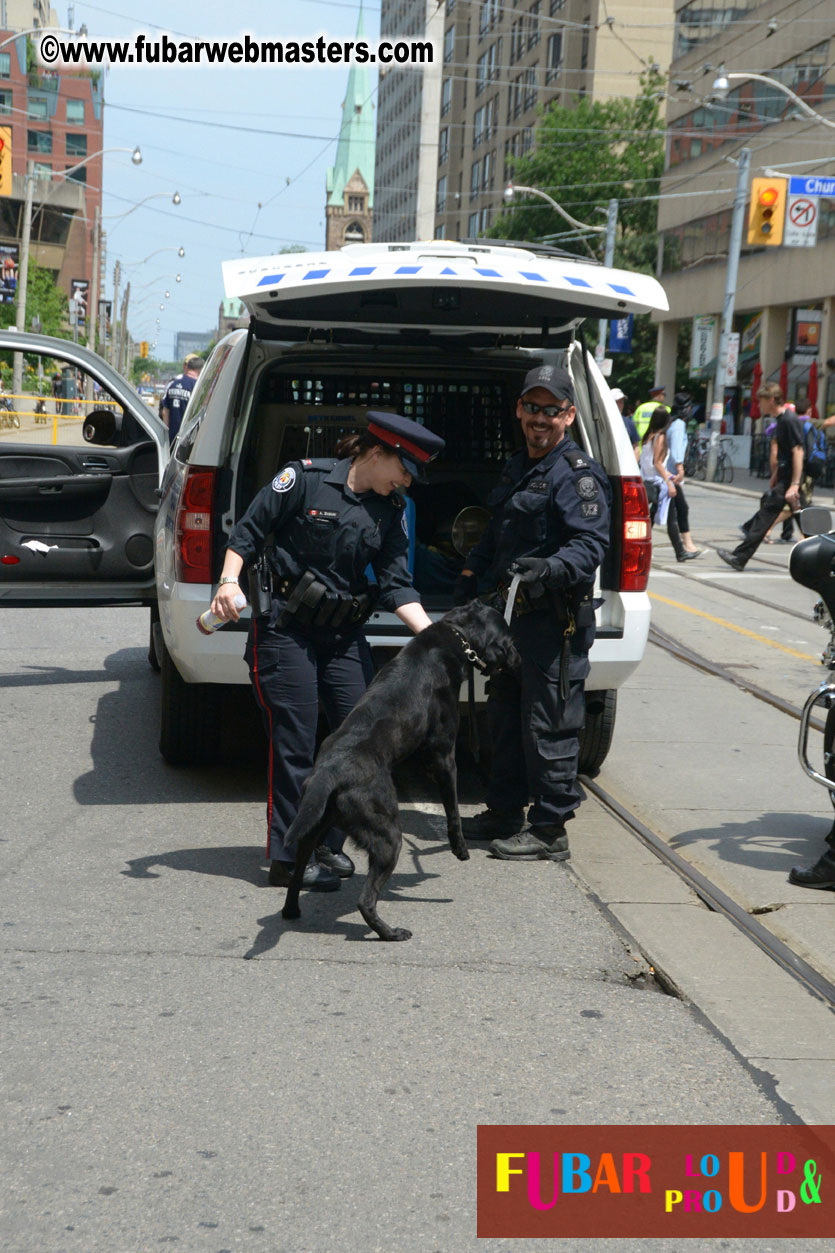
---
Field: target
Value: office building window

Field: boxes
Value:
[546,32,563,83]
[468,211,480,236]
[66,133,87,157]
[482,150,493,191]
[32,162,52,179]
[28,96,48,119]
[441,76,452,117]
[524,67,538,112]
[66,99,85,124]
[470,159,481,197]
[28,130,52,153]
[0,53,10,78]
[550,0,564,11]
[435,222,446,239]
[529,2,541,46]
[0,91,11,115]
[474,105,485,147]
[437,174,447,212]
[439,127,449,165]
[66,165,87,183]
[581,16,590,69]
[443,25,455,63]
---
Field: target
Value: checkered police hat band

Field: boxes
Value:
[367,421,438,465]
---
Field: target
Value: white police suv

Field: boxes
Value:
[0,240,666,769]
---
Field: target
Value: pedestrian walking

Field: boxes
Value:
[639,407,696,563]
[666,392,703,558]
[717,383,806,571]
[160,354,204,445]
[633,382,668,442]
[209,412,443,893]
[456,364,610,863]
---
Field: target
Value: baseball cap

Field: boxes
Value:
[609,387,625,402]
[521,364,574,404]
[365,410,445,482]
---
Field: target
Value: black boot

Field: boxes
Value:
[788,848,835,890]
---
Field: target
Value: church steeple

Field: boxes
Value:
[325,2,375,249]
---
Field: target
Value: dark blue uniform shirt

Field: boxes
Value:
[162,373,197,444]
[466,437,611,592]
[228,458,420,615]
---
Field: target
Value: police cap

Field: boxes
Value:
[366,410,445,482]
[521,364,574,405]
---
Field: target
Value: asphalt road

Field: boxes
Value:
[2,583,817,1252]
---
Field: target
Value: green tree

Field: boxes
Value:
[0,261,70,340]
[490,72,666,398]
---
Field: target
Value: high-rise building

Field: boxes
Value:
[374,0,445,242]
[0,21,103,308]
[325,4,375,250]
[654,0,835,413]
[432,0,673,241]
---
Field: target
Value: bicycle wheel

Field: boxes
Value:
[724,459,733,484]
[695,456,707,481]
[11,412,19,429]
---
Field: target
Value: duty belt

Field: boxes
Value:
[275,570,377,629]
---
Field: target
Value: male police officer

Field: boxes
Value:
[457,365,610,861]
[161,353,204,445]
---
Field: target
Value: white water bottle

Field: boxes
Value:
[196,593,246,635]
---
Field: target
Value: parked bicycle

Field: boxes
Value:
[683,433,733,483]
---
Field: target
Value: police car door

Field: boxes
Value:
[0,331,167,605]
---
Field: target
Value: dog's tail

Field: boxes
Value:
[283,768,338,852]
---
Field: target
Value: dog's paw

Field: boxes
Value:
[282,904,301,920]
[387,927,412,942]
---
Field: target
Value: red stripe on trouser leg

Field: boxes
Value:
[249,617,274,859]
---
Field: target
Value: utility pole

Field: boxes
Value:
[596,199,618,365]
[13,161,34,399]
[118,281,130,375]
[110,259,120,367]
[85,205,101,407]
[706,147,750,482]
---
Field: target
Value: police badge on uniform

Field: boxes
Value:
[577,475,597,499]
[272,467,296,493]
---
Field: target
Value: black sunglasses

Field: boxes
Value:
[520,400,572,418]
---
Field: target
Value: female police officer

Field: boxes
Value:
[210,412,444,893]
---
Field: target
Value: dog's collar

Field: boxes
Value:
[447,624,490,674]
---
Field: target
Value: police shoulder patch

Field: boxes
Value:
[272,466,296,493]
[577,475,598,500]
[580,500,600,517]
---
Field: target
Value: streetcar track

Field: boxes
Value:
[581,775,835,1012]
[648,623,826,732]
[654,554,817,625]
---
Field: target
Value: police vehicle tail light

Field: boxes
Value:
[618,476,652,592]
[174,466,217,584]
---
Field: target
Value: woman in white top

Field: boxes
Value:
[640,407,698,563]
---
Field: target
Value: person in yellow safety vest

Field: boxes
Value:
[633,384,669,442]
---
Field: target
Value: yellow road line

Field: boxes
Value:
[649,591,818,661]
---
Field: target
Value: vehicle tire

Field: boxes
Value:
[158,637,223,765]
[578,689,617,775]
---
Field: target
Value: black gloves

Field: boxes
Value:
[507,557,550,587]
[453,572,478,605]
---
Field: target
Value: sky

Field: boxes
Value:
[65,0,382,358]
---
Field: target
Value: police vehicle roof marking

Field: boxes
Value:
[303,269,330,281]
[395,265,421,274]
[566,276,592,288]
[519,271,547,282]
[475,268,501,277]
[257,273,286,287]
[350,266,375,275]
[609,283,634,295]
[441,266,458,275]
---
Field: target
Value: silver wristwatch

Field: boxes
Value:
[218,576,239,586]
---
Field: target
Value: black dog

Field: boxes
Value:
[281,599,518,941]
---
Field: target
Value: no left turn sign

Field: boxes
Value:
[784,193,819,246]
[789,198,816,227]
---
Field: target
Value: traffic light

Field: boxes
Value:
[747,177,787,246]
[139,340,148,358]
[0,127,11,197]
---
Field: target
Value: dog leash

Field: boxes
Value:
[504,573,522,626]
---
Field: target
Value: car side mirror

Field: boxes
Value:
[83,408,122,445]
[798,506,833,538]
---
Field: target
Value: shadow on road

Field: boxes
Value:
[671,810,834,872]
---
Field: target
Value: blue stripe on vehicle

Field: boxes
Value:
[257,274,286,287]
[350,266,376,275]
[474,268,502,277]
[395,265,422,274]
[440,267,458,275]
[520,271,546,281]
[565,276,592,288]
[609,283,634,295]
[303,269,331,280]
